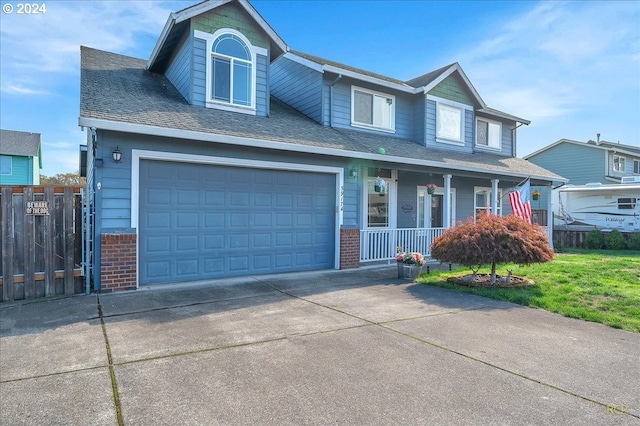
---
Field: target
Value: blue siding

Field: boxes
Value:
[256,53,269,117]
[342,167,360,227]
[500,123,513,156]
[97,131,356,229]
[608,151,640,179]
[528,143,605,185]
[326,79,413,139]
[413,96,425,145]
[271,57,323,123]
[192,37,206,106]
[165,35,192,103]
[0,156,33,185]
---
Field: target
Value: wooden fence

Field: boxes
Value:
[553,229,637,249]
[0,186,84,302]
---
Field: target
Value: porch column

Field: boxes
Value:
[491,179,499,215]
[443,174,452,228]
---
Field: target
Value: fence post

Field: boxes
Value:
[23,187,35,299]
[64,188,74,295]
[2,187,14,302]
[43,188,55,297]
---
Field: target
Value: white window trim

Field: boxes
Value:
[361,170,397,229]
[474,186,502,220]
[475,117,502,151]
[417,186,456,228]
[195,29,267,115]
[350,85,396,133]
[633,159,640,175]
[427,94,472,146]
[613,154,626,173]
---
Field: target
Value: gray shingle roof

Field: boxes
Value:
[0,129,41,156]
[79,46,563,181]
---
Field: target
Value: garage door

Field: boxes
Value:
[138,160,336,285]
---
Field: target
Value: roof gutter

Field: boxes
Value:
[78,116,565,182]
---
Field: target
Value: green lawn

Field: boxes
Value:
[417,250,640,333]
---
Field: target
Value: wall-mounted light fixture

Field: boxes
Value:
[112,146,122,163]
[349,167,358,178]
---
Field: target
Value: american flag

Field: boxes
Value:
[509,179,532,223]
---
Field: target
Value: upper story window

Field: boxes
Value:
[633,159,639,175]
[613,155,626,173]
[476,118,502,150]
[351,86,395,132]
[195,28,258,114]
[211,33,252,107]
[437,103,463,143]
[0,156,12,175]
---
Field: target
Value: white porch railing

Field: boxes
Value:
[360,228,446,262]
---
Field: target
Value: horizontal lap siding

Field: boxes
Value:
[329,80,413,139]
[0,156,33,185]
[192,37,206,106]
[165,36,192,103]
[271,57,323,123]
[256,54,269,116]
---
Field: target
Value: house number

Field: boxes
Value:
[340,185,344,211]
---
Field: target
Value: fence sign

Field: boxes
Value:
[25,201,49,215]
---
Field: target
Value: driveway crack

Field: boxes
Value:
[97,294,125,426]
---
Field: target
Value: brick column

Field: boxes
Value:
[340,228,360,269]
[100,233,137,292]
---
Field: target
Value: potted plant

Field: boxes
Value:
[426,183,437,195]
[395,251,426,279]
[532,190,541,201]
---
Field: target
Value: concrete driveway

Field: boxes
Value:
[1,266,638,425]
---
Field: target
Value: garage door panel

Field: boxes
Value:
[139,160,336,285]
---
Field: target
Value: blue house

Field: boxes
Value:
[79,0,563,292]
[0,129,42,185]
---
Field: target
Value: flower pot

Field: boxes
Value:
[374,185,381,193]
[532,194,539,201]
[427,189,435,195]
[397,263,423,280]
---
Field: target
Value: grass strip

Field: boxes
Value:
[418,250,640,333]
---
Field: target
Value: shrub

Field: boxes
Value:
[628,233,640,251]
[430,212,554,284]
[606,230,626,250]
[585,230,605,249]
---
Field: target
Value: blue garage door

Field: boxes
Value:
[139,160,336,285]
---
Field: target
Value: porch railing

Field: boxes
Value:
[360,228,446,262]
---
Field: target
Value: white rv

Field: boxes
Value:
[553,181,640,231]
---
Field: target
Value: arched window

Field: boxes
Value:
[211,33,252,107]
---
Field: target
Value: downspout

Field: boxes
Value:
[328,74,342,127]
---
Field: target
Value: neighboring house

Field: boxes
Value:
[524,139,640,211]
[0,129,42,185]
[79,0,563,292]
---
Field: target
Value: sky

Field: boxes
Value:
[1,0,639,177]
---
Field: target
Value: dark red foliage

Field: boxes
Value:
[430,212,554,270]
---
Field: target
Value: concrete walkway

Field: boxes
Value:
[1,266,638,425]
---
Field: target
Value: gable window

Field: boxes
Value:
[351,86,395,132]
[476,118,502,149]
[633,159,640,175]
[437,103,463,142]
[0,156,11,175]
[613,155,626,173]
[211,33,252,107]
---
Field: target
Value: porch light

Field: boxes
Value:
[112,146,122,163]
[349,167,358,178]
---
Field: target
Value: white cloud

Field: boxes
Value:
[0,1,182,94]
[453,1,640,153]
